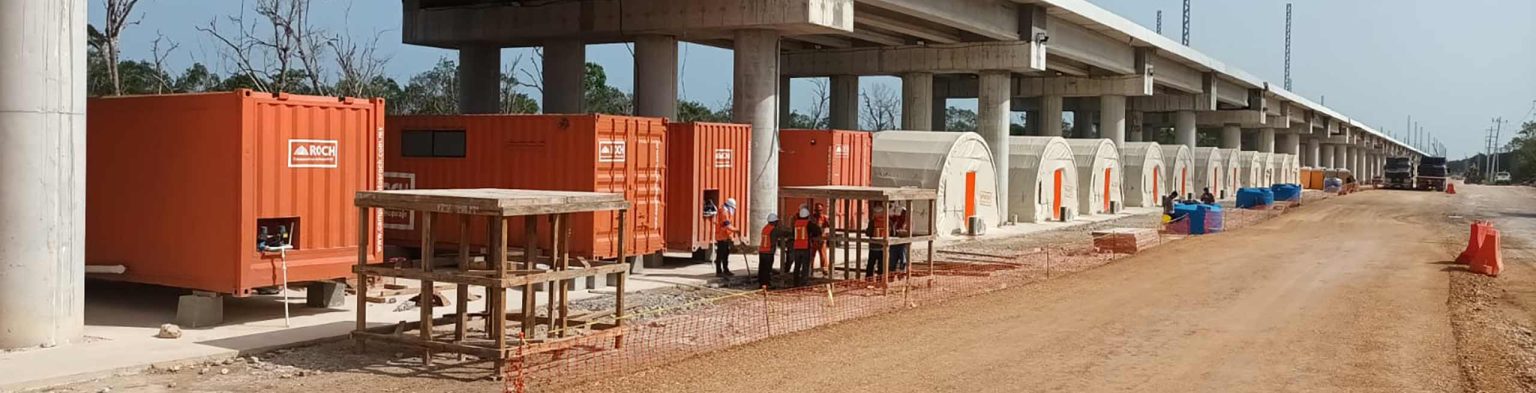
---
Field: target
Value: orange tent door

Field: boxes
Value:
[1180,167,1188,196]
[1102,168,1111,211]
[964,171,977,218]
[1152,169,1160,205]
[1053,169,1064,219]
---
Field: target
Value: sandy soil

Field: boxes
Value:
[48,186,1536,393]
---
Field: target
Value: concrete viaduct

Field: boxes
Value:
[403,0,1423,232]
[0,0,1424,348]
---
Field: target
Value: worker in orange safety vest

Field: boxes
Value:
[713,215,739,278]
[756,213,791,287]
[790,207,821,286]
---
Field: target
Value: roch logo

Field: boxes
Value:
[713,149,733,168]
[289,139,339,168]
[598,140,627,163]
[834,144,850,158]
[382,172,416,230]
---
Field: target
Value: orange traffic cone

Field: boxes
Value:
[1446,183,1457,194]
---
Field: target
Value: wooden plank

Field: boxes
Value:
[353,265,506,288]
[351,331,503,360]
[355,207,370,350]
[419,212,435,365]
[779,186,937,202]
[355,189,629,216]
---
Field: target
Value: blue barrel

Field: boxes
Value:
[1270,184,1302,201]
[1191,204,1224,234]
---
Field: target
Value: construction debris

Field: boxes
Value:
[1091,228,1160,254]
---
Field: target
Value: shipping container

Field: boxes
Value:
[384,114,665,260]
[664,122,751,252]
[86,90,385,296]
[779,129,873,187]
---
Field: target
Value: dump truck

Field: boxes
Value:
[1384,157,1415,189]
[1416,156,1448,191]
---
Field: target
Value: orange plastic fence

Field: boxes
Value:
[1457,221,1492,264]
[1471,227,1503,277]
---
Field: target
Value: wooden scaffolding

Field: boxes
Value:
[351,189,631,377]
[779,186,939,293]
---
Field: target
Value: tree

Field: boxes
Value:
[945,107,977,132]
[859,84,899,131]
[198,0,330,94]
[330,30,392,98]
[799,78,830,129]
[1507,121,1536,183]
[678,100,730,123]
[102,0,141,95]
[173,63,222,93]
[393,58,459,115]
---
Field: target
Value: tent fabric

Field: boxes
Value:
[1259,152,1276,186]
[1065,139,1123,216]
[1237,151,1265,188]
[1160,145,1194,199]
[1285,154,1301,184]
[1009,137,1078,223]
[1220,148,1243,199]
[1191,147,1225,200]
[1120,142,1165,208]
[872,131,1000,237]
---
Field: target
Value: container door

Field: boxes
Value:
[964,171,977,219]
[1053,169,1064,220]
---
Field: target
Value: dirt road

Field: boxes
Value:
[569,190,1464,393]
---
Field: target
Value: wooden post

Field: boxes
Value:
[491,215,508,375]
[841,199,851,280]
[881,201,891,295]
[928,199,936,278]
[455,214,470,354]
[557,214,570,338]
[419,212,435,365]
[522,215,538,338]
[826,198,837,278]
[855,201,864,280]
[615,209,627,348]
[546,215,559,337]
[355,207,369,352]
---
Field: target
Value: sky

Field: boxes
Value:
[93,0,1536,158]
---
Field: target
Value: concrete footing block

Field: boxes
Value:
[176,292,223,328]
[642,253,665,268]
[306,281,346,308]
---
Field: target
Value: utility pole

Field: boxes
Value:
[1182,0,1191,46]
[1284,3,1293,90]
[1493,117,1504,177]
[1157,10,1163,35]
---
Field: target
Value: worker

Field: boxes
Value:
[811,202,830,271]
[783,203,808,274]
[790,207,820,286]
[1199,188,1216,205]
[757,213,789,287]
[713,214,739,277]
[864,204,890,279]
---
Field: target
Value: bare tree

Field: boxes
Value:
[517,47,546,96]
[197,0,329,94]
[102,0,142,95]
[804,78,830,128]
[148,32,179,94]
[859,83,900,131]
[330,29,391,97]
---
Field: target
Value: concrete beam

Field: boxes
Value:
[1014,74,1152,97]
[860,0,1019,41]
[783,41,1044,77]
[1215,77,1247,107]
[1194,110,1266,127]
[855,11,962,44]
[1150,55,1204,94]
[403,0,853,47]
[1046,15,1135,74]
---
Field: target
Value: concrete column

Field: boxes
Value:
[1100,96,1126,146]
[1281,133,1300,155]
[901,72,933,130]
[1071,110,1091,138]
[1321,144,1335,168]
[0,0,84,349]
[1221,124,1242,149]
[1259,128,1276,153]
[932,95,948,131]
[778,77,792,126]
[1175,111,1197,148]
[1039,95,1064,136]
[978,70,1012,220]
[1127,111,1144,142]
[1307,137,1321,166]
[733,29,781,240]
[829,75,859,130]
[634,35,678,119]
[543,38,586,114]
[1341,146,1354,173]
[458,46,501,114]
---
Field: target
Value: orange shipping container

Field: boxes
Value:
[86,90,385,296]
[779,129,873,187]
[384,115,665,259]
[664,122,752,252]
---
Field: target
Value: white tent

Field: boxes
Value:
[1220,148,1243,199]
[1160,145,1194,198]
[1274,154,1293,184]
[1285,154,1301,184]
[1065,139,1123,216]
[1120,142,1165,207]
[1259,152,1276,186]
[1237,151,1265,188]
[873,131,1000,236]
[1009,137,1078,223]
[1191,147,1225,200]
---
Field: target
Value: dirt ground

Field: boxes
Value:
[39,185,1536,393]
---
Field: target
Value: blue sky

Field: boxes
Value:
[93,0,1535,158]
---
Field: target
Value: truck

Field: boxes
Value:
[1384,157,1415,189]
[1416,156,1448,191]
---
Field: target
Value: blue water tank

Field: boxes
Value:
[1236,187,1275,209]
[1270,184,1302,201]
[1191,204,1224,234]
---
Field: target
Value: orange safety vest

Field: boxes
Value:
[792,218,811,250]
[759,223,777,253]
[872,215,889,238]
[715,219,735,241]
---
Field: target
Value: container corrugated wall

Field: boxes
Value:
[664,122,752,251]
[87,90,384,295]
[779,129,872,187]
[383,114,665,260]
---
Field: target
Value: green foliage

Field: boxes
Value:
[945,107,977,132]
[583,62,632,115]
[677,100,731,123]
[1508,121,1536,182]
[784,111,827,129]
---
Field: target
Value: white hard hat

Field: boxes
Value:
[724,198,738,210]
[767,213,779,222]
[798,208,810,218]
